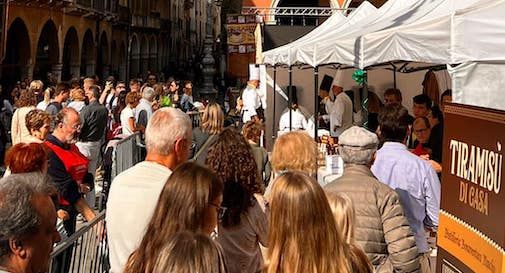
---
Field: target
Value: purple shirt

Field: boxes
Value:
[371,142,440,253]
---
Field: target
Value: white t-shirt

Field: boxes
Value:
[120,107,135,136]
[106,93,118,111]
[36,101,49,111]
[106,161,172,273]
[67,101,86,113]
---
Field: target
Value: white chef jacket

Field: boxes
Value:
[329,92,353,137]
[242,85,261,123]
[278,108,308,132]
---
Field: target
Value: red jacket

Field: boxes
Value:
[45,141,89,206]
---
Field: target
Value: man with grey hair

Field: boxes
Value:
[0,172,61,273]
[135,86,155,129]
[106,107,192,273]
[324,126,420,273]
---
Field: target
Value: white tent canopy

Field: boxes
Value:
[449,0,505,111]
[359,0,482,69]
[452,0,505,63]
[262,1,378,66]
[307,0,483,68]
[262,10,347,66]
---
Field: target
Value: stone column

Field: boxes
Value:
[102,65,110,79]
[119,64,127,81]
[22,64,35,80]
[70,64,80,79]
[86,62,96,78]
[52,63,63,83]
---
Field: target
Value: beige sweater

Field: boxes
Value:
[11,106,35,145]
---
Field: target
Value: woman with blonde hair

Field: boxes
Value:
[266,171,373,273]
[271,131,317,175]
[67,88,86,113]
[206,127,268,273]
[326,192,355,244]
[36,86,55,111]
[11,90,37,144]
[152,231,228,273]
[191,103,224,164]
[123,162,224,273]
[266,131,317,196]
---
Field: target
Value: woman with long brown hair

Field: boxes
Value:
[123,162,224,273]
[265,171,373,273]
[152,231,228,273]
[206,127,268,273]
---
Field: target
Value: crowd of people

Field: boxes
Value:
[0,71,447,273]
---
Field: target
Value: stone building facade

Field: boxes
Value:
[0,0,212,87]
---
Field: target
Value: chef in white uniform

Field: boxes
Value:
[278,86,308,133]
[241,66,262,123]
[319,71,353,137]
[241,80,261,123]
[328,84,353,137]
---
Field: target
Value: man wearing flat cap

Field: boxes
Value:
[324,126,420,273]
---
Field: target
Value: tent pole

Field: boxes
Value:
[391,63,397,90]
[288,65,293,131]
[272,66,277,141]
[362,69,369,129]
[314,66,319,141]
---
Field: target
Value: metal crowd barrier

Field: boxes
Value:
[98,132,144,211]
[112,132,144,180]
[49,211,108,273]
[188,111,201,128]
[48,115,200,273]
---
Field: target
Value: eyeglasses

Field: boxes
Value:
[208,203,227,221]
[65,122,82,130]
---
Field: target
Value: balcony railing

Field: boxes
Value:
[132,15,161,29]
[62,0,118,17]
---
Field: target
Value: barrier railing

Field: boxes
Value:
[48,114,201,273]
[49,211,108,273]
[188,111,201,128]
[98,132,144,211]
[112,132,143,180]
